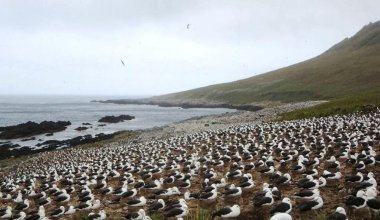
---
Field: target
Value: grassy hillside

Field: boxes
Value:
[280,87,380,120]
[152,21,380,105]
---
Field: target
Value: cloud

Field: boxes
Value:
[0,0,379,95]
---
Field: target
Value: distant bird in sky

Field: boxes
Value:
[187,24,190,29]
[120,60,125,66]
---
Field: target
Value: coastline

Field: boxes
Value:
[125,100,325,142]
[92,98,264,111]
[0,100,343,220]
[0,100,324,176]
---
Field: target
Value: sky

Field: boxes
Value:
[0,1,379,96]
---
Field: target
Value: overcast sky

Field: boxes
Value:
[0,0,379,96]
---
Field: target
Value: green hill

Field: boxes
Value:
[152,21,380,106]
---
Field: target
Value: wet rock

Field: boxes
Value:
[21,137,36,142]
[0,121,71,139]
[75,126,88,131]
[98,115,135,123]
[36,132,122,149]
[0,131,123,160]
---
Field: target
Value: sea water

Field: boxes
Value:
[0,95,233,148]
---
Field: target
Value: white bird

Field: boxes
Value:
[123,209,146,220]
[26,206,45,220]
[88,210,106,220]
[326,207,347,220]
[76,200,92,210]
[294,189,320,200]
[92,199,101,209]
[55,189,70,203]
[127,196,147,207]
[298,196,323,211]
[12,211,26,220]
[13,191,23,203]
[164,206,188,218]
[270,197,292,214]
[0,206,12,219]
[270,213,292,220]
[50,206,65,218]
[212,204,240,218]
[65,206,76,215]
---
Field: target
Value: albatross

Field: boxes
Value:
[212,204,240,218]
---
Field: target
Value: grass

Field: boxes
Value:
[151,21,380,106]
[149,208,212,220]
[280,88,380,120]
[299,214,326,220]
[149,213,165,220]
[185,208,212,220]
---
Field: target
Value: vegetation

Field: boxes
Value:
[185,208,212,220]
[280,88,380,120]
[151,21,380,106]
[149,213,165,220]
[299,214,327,220]
[149,208,212,220]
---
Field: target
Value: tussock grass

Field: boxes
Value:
[149,213,165,220]
[280,88,380,120]
[185,208,212,220]
[299,215,326,220]
[149,208,212,220]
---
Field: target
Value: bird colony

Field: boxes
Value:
[1,109,380,220]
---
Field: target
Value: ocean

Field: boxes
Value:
[0,95,234,148]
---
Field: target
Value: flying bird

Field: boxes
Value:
[121,60,125,66]
[187,24,190,29]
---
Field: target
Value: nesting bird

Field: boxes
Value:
[0,108,379,220]
[212,204,240,218]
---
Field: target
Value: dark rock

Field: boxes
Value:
[21,137,36,142]
[75,126,88,131]
[0,121,71,139]
[98,115,135,123]
[0,143,20,149]
[37,132,122,149]
[0,131,125,160]
[0,143,55,160]
[98,124,107,127]
[82,123,92,125]
[46,133,54,136]
[36,140,61,146]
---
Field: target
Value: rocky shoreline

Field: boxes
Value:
[111,101,326,146]
[98,114,135,123]
[0,121,71,139]
[92,99,264,111]
[0,114,135,159]
[0,131,124,160]
[3,100,374,220]
[0,101,324,161]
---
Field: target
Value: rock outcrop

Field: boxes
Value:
[98,115,135,123]
[0,121,71,139]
